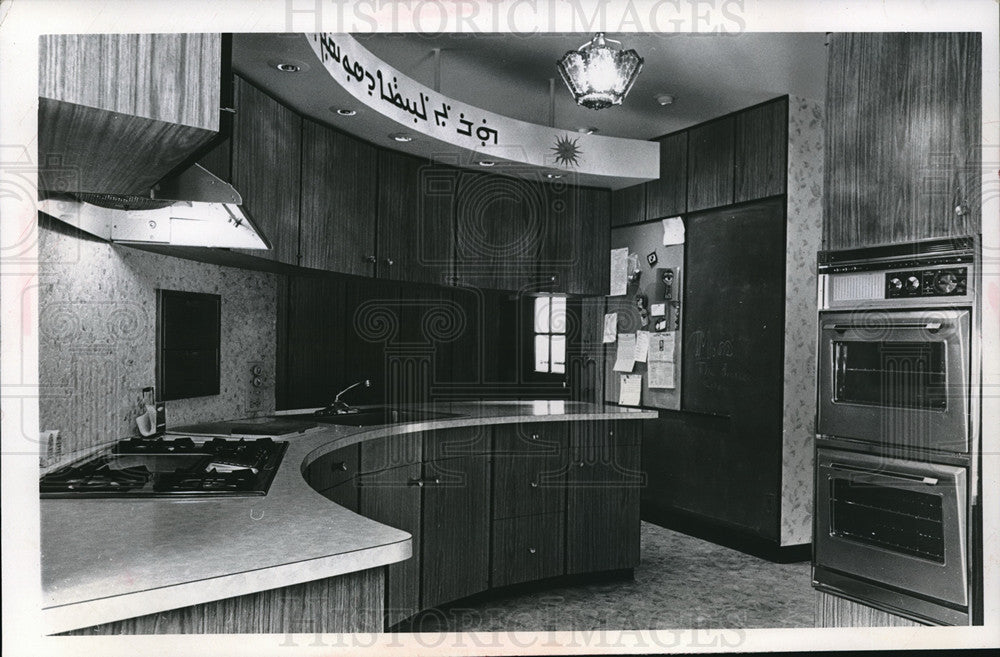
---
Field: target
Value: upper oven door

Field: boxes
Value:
[817,309,970,453]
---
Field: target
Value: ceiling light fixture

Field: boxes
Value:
[335,108,358,116]
[556,33,643,111]
[389,133,414,143]
[655,94,675,106]
[275,62,301,73]
[477,160,496,167]
[545,173,563,179]
[575,127,599,135]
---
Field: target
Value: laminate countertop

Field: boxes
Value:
[40,400,656,634]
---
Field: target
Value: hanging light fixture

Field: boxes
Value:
[556,33,644,110]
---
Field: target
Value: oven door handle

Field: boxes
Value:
[828,462,939,485]
[823,321,943,333]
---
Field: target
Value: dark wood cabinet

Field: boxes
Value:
[420,454,491,610]
[377,150,454,285]
[303,444,359,494]
[536,184,610,295]
[734,97,787,203]
[823,33,981,249]
[231,77,302,264]
[492,422,568,519]
[611,183,646,227]
[299,119,378,274]
[645,131,688,219]
[686,116,735,212]
[491,512,565,587]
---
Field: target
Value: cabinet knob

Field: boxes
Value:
[364,255,376,264]
[577,461,585,468]
[530,433,540,441]
[954,204,969,216]
[384,258,395,267]
[529,481,539,488]
[220,107,237,114]
[528,547,537,555]
[331,461,348,472]
[408,477,424,487]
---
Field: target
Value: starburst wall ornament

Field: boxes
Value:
[551,134,583,167]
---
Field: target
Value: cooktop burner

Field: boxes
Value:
[40,436,288,499]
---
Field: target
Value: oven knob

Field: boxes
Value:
[889,277,903,290]
[934,271,960,295]
[907,276,920,291]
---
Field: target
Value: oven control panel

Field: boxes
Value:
[885,267,967,298]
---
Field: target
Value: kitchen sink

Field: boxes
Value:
[277,408,460,427]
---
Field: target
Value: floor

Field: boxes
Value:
[402,522,815,632]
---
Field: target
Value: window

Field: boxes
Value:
[533,295,566,374]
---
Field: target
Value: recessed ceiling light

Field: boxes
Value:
[275,62,301,73]
[655,94,675,106]
[390,133,414,143]
[477,160,496,167]
[575,127,598,135]
[545,173,563,179]
[334,108,357,116]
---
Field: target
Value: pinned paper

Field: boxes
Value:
[609,247,629,296]
[603,313,618,343]
[634,330,651,363]
[650,302,666,317]
[649,332,676,362]
[648,362,676,389]
[662,217,685,246]
[619,374,642,406]
[613,333,636,372]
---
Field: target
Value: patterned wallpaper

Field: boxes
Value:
[37,219,277,459]
[779,96,824,546]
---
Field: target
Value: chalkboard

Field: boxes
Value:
[681,197,785,417]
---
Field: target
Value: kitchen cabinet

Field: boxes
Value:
[686,116,735,212]
[492,422,568,519]
[734,98,787,203]
[645,131,688,219]
[491,512,565,587]
[38,33,226,195]
[299,119,379,274]
[611,183,646,227]
[824,33,981,248]
[303,444,358,494]
[537,184,611,295]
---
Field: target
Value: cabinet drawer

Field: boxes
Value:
[322,480,359,512]
[491,512,565,588]
[570,420,642,449]
[423,426,490,461]
[359,433,422,473]
[492,451,567,519]
[304,444,359,492]
[493,422,567,455]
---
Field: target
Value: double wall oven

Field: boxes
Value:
[813,237,981,626]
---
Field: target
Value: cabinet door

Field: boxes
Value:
[303,444,359,493]
[611,184,646,227]
[824,33,981,248]
[299,119,378,274]
[420,454,491,610]
[231,77,302,264]
[734,97,787,203]
[565,424,643,574]
[645,131,687,219]
[454,171,543,291]
[357,463,422,628]
[491,512,565,588]
[492,422,568,519]
[377,150,454,285]
[687,116,734,212]
[537,184,610,295]
[360,432,422,474]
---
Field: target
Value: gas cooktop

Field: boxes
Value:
[39,436,288,499]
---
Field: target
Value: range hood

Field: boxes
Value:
[38,164,271,250]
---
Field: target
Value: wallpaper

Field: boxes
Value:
[37,220,277,461]
[779,96,824,546]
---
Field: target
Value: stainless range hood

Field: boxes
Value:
[38,164,271,250]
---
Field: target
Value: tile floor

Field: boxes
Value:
[401,522,815,632]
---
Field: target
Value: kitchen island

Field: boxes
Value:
[41,401,655,635]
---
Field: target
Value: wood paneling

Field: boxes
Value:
[645,131,688,218]
[734,98,788,203]
[824,33,981,249]
[611,183,646,226]
[420,454,491,610]
[358,463,423,628]
[231,77,302,264]
[815,591,923,627]
[686,116,734,212]
[360,433,423,473]
[492,423,568,519]
[282,275,347,407]
[377,151,454,285]
[63,567,384,634]
[299,120,378,274]
[491,512,565,588]
[304,444,359,493]
[567,186,611,295]
[39,34,222,130]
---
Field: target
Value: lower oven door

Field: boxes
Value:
[815,448,968,609]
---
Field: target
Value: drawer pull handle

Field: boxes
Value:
[331,461,348,472]
[410,476,442,487]
[577,461,585,468]
[529,482,539,488]
[528,547,537,555]
[530,433,540,441]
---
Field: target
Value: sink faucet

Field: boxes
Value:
[321,379,371,415]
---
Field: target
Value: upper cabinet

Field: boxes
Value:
[610,183,646,227]
[734,99,787,203]
[687,116,735,213]
[824,33,981,249]
[38,34,226,195]
[645,131,688,219]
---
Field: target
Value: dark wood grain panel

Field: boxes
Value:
[377,150,454,285]
[358,463,422,628]
[40,33,222,130]
[563,186,611,295]
[734,97,788,203]
[423,425,491,461]
[568,297,606,404]
[491,512,565,588]
[645,131,688,218]
[611,183,646,226]
[420,454,491,610]
[37,98,217,195]
[299,119,378,275]
[816,591,923,627]
[281,275,347,407]
[303,444,359,493]
[62,567,384,634]
[492,422,568,519]
[824,33,981,249]
[231,77,302,264]
[360,432,423,473]
[686,116,734,212]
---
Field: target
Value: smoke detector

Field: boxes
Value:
[655,94,675,106]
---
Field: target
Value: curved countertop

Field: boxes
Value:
[40,401,656,634]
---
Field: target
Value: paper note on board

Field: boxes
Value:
[603,313,618,343]
[619,374,642,406]
[649,332,676,363]
[662,217,685,246]
[634,331,651,363]
[609,247,629,296]
[648,362,675,389]
[650,303,666,317]
[613,333,636,372]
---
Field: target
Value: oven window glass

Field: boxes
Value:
[833,341,947,410]
[830,478,945,563]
